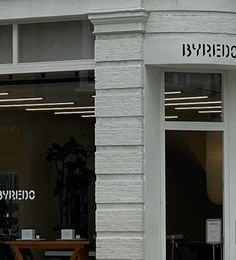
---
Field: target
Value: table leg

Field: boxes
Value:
[11,245,24,260]
[70,248,81,260]
[78,246,89,260]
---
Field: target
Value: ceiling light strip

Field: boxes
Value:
[165,91,182,95]
[55,111,95,115]
[198,110,222,114]
[82,115,96,118]
[165,101,222,106]
[0,97,43,102]
[26,106,95,111]
[175,106,222,110]
[0,93,9,96]
[165,96,208,101]
[0,102,74,108]
[165,116,179,119]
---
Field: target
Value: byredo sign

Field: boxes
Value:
[145,36,236,66]
[183,43,236,59]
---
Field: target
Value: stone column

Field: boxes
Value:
[89,9,148,260]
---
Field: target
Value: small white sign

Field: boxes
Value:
[21,229,35,240]
[206,219,222,244]
[61,229,75,240]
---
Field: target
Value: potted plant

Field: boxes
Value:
[45,137,94,237]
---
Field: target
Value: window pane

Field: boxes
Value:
[0,71,95,242]
[19,20,94,62]
[0,25,12,64]
[165,72,222,122]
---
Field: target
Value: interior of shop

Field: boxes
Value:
[166,130,223,260]
[0,70,95,259]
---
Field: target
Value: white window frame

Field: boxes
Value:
[0,18,95,75]
[160,68,229,260]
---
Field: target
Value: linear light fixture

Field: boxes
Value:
[175,106,222,110]
[82,115,96,118]
[55,111,95,115]
[165,101,222,106]
[26,106,95,111]
[92,95,96,98]
[165,116,179,119]
[165,96,208,101]
[0,102,74,108]
[165,91,182,95]
[0,97,43,102]
[198,111,222,114]
[0,93,9,96]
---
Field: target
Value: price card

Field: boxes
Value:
[206,219,222,244]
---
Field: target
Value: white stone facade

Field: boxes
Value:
[1,0,236,259]
[90,9,148,260]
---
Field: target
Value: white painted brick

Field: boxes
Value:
[96,146,143,174]
[96,237,144,260]
[93,19,145,260]
[95,117,143,146]
[96,34,143,62]
[96,207,144,231]
[96,175,143,203]
[146,11,236,34]
[96,63,143,89]
[96,89,143,117]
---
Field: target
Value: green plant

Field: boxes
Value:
[45,137,93,236]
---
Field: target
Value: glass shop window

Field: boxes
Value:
[0,25,13,64]
[165,72,222,122]
[0,70,95,243]
[18,20,94,62]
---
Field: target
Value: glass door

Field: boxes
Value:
[166,130,223,260]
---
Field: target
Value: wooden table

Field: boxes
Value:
[3,240,90,260]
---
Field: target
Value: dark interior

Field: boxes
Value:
[166,131,223,260]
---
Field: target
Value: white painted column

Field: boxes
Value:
[227,71,236,260]
[89,9,148,260]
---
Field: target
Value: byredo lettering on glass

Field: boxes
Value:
[183,43,236,58]
[0,190,36,200]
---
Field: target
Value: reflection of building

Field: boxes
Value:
[0,1,236,260]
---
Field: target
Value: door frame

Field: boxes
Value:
[160,69,229,260]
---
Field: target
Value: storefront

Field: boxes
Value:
[0,0,236,260]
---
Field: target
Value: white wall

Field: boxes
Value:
[90,9,147,260]
[145,10,236,66]
[145,0,236,12]
[0,0,142,22]
[226,71,236,260]
[144,67,163,260]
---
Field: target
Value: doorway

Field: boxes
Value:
[165,130,223,260]
[164,71,225,260]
